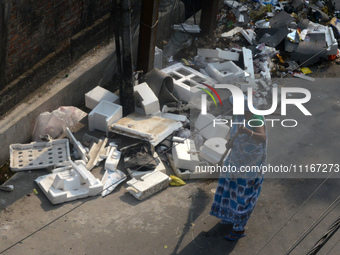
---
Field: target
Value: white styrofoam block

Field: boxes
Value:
[206,61,246,84]
[10,139,71,171]
[35,161,103,204]
[134,82,160,115]
[126,171,171,200]
[154,46,163,69]
[104,143,121,171]
[126,152,166,180]
[161,63,216,103]
[326,27,338,55]
[199,137,228,164]
[88,100,122,136]
[197,48,239,61]
[172,138,200,172]
[242,47,255,79]
[168,155,220,180]
[195,113,230,140]
[159,112,187,122]
[85,86,120,110]
[65,127,88,162]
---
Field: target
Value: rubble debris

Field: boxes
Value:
[292,72,315,82]
[85,86,120,110]
[10,139,71,171]
[122,142,157,172]
[88,100,122,137]
[101,169,126,197]
[126,171,171,200]
[35,161,103,204]
[110,113,183,147]
[221,26,243,38]
[66,127,88,162]
[86,137,108,171]
[134,82,160,115]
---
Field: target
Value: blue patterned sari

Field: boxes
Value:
[210,114,267,231]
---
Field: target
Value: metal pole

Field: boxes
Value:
[200,0,219,35]
[136,0,160,74]
[120,0,135,116]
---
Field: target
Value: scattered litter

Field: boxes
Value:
[300,67,313,74]
[169,175,186,186]
[32,106,87,142]
[292,72,315,82]
[0,185,14,192]
[65,127,88,162]
[101,169,126,197]
[86,137,108,171]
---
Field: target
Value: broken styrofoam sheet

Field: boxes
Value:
[241,29,256,45]
[221,27,243,38]
[126,152,166,180]
[172,137,200,172]
[292,73,315,82]
[109,113,183,147]
[101,169,126,197]
[126,171,171,200]
[134,82,160,115]
[105,143,121,171]
[158,112,188,123]
[154,46,163,70]
[10,139,71,171]
[161,63,216,103]
[195,113,230,140]
[88,100,122,137]
[167,154,220,180]
[199,138,228,164]
[65,127,88,162]
[85,86,120,110]
[206,61,246,84]
[35,161,103,204]
[86,137,108,171]
[197,48,239,62]
[173,23,200,33]
[242,47,255,79]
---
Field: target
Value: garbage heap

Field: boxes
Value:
[9,0,340,205]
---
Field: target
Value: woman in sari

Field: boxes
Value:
[209,96,267,241]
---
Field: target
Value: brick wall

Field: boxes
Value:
[6,0,112,84]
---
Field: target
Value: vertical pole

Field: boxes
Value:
[200,0,219,35]
[119,0,135,116]
[113,0,122,76]
[0,1,11,90]
[136,0,160,74]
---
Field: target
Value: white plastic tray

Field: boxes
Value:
[10,139,71,171]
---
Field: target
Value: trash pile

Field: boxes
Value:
[8,0,340,205]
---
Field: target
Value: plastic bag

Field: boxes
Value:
[32,106,87,141]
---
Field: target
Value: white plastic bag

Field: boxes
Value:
[32,106,87,141]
